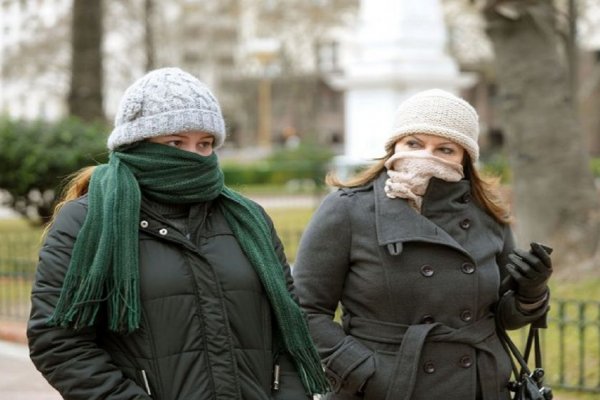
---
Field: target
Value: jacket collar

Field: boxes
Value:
[373,171,471,256]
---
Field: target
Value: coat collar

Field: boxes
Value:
[373,171,472,256]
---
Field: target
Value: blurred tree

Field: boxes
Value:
[69,0,105,121]
[482,0,600,270]
[0,118,108,224]
[145,0,156,70]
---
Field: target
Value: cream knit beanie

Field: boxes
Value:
[385,89,480,162]
[107,67,226,150]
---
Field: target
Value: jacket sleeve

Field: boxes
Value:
[495,224,549,330]
[293,191,375,395]
[27,199,152,400]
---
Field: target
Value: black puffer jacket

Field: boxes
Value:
[28,195,308,400]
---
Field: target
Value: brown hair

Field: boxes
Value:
[42,166,96,237]
[326,151,511,225]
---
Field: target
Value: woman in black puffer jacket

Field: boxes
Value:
[28,67,327,400]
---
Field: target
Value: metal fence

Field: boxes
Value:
[0,232,599,393]
[0,232,40,320]
[545,299,600,392]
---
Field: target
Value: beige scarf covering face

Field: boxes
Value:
[384,150,464,212]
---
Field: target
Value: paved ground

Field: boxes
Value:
[0,340,61,399]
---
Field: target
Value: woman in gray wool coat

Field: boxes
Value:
[293,89,553,400]
[27,67,327,400]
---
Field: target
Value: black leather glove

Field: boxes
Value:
[506,242,552,301]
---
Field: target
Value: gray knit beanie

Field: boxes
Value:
[385,89,480,162]
[107,67,226,150]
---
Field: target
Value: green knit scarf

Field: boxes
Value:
[49,141,328,394]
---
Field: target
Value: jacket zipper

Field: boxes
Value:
[140,370,152,396]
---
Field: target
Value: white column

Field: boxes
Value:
[332,0,473,164]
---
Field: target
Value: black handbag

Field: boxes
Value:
[496,311,553,400]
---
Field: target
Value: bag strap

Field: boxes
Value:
[495,303,543,378]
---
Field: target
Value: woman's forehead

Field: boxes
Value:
[401,134,459,145]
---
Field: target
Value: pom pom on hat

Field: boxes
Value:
[107,67,226,150]
[386,89,480,162]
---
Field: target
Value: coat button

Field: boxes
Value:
[459,218,471,229]
[461,193,471,203]
[140,220,149,228]
[422,314,435,324]
[159,228,168,236]
[420,265,434,277]
[459,355,473,368]
[461,263,475,274]
[460,309,473,322]
[423,361,435,374]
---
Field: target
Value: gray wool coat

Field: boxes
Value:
[293,173,548,400]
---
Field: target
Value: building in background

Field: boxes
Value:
[0,0,356,154]
[2,0,600,156]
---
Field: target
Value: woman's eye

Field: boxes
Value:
[166,140,182,147]
[406,140,421,148]
[439,147,455,155]
[198,141,213,149]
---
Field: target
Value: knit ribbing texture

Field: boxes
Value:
[107,67,226,150]
[386,89,480,162]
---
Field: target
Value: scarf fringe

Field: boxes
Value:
[289,347,330,394]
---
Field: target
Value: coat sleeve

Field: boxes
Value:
[27,199,152,400]
[495,224,549,330]
[293,191,376,395]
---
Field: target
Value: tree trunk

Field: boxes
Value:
[484,1,600,271]
[145,0,156,70]
[68,0,104,121]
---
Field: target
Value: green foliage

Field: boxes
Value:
[480,154,512,183]
[221,162,272,186]
[0,117,109,223]
[590,158,600,178]
[222,142,334,187]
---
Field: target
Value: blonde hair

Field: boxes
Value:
[42,166,96,237]
[326,151,511,225]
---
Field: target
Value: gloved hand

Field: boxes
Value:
[506,242,552,301]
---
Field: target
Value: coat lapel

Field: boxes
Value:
[373,173,469,256]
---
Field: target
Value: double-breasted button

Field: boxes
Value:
[140,220,149,228]
[423,361,436,374]
[422,314,435,324]
[158,228,168,236]
[326,372,342,391]
[420,265,434,277]
[460,193,471,203]
[461,263,475,274]
[459,355,473,368]
[459,218,471,230]
[460,309,473,322]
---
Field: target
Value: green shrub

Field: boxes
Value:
[0,117,109,223]
[590,158,600,178]
[222,142,334,187]
[480,154,512,183]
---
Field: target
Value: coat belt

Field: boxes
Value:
[344,315,500,400]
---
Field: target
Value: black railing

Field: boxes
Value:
[546,299,600,392]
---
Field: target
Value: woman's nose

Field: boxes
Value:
[181,143,198,154]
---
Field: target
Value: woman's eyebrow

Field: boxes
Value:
[406,135,422,143]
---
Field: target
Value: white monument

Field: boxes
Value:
[330,0,473,168]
